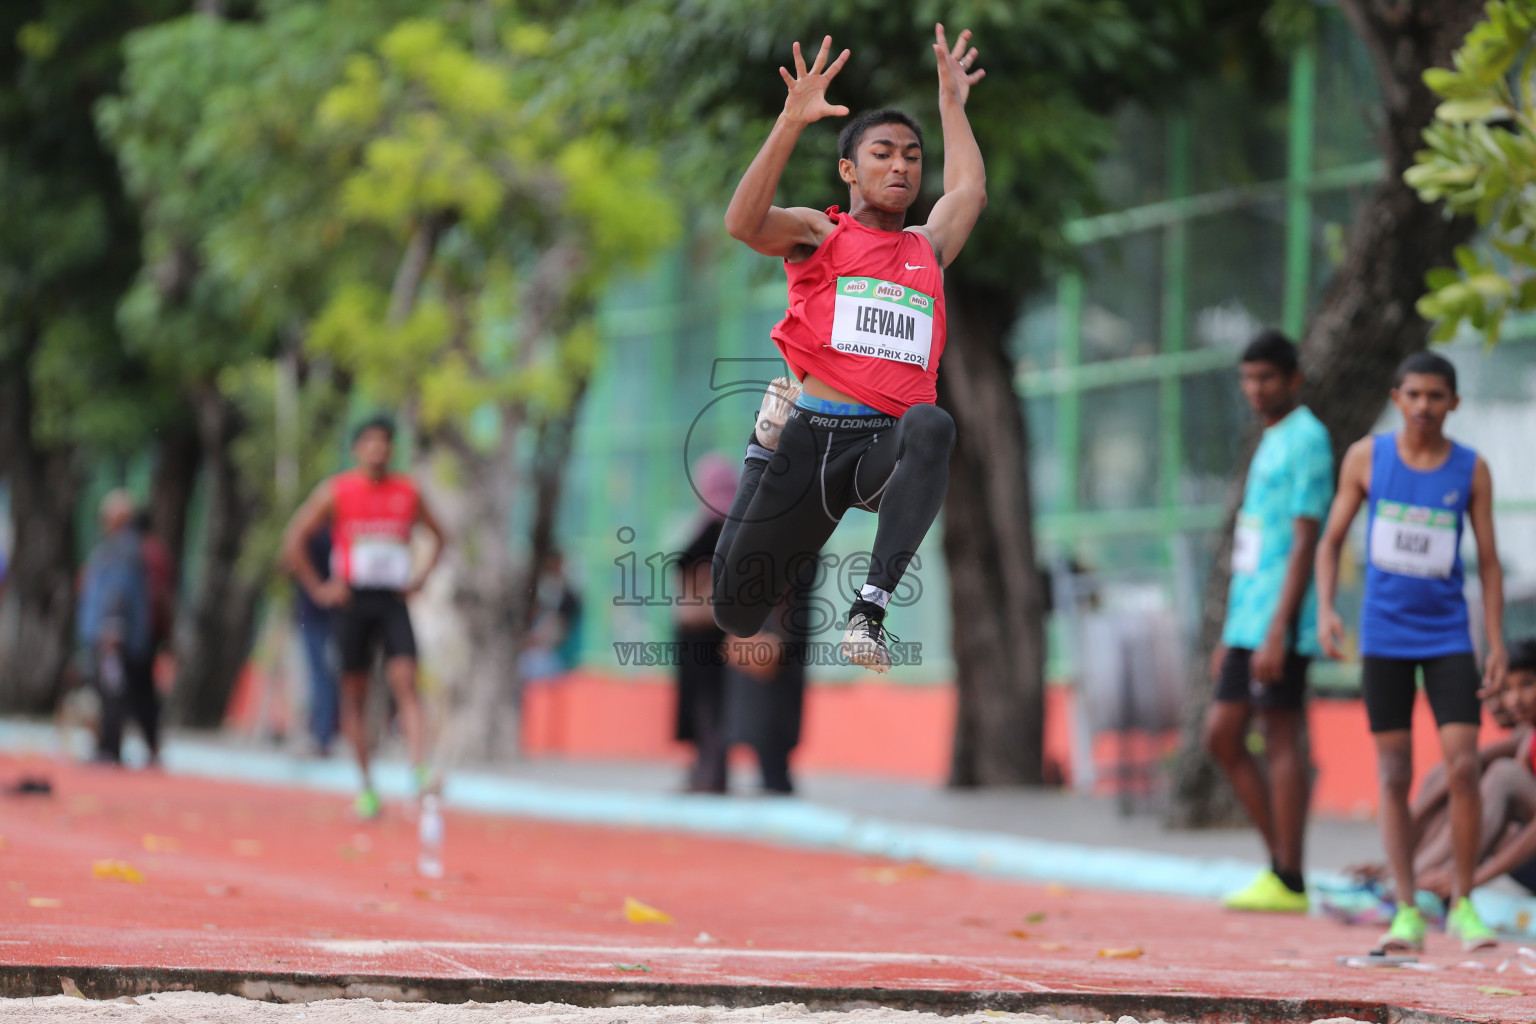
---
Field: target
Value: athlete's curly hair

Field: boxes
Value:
[838,109,924,163]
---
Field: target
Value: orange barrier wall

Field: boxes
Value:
[520,672,1509,817]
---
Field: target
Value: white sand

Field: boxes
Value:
[0,994,1373,1024]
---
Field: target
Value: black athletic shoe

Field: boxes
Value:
[841,599,896,674]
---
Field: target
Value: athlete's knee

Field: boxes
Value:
[900,404,955,459]
[1376,746,1414,797]
[713,601,769,639]
[1202,710,1245,765]
[1481,757,1521,794]
[1444,748,1481,793]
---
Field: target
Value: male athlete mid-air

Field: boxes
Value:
[714,24,987,673]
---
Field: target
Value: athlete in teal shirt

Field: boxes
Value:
[1206,330,1333,914]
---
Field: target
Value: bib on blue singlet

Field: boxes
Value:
[1369,501,1457,579]
[829,277,935,370]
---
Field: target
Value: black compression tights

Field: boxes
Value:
[712,402,955,638]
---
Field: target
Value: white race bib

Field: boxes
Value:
[1232,514,1262,576]
[1369,501,1457,579]
[349,537,413,589]
[829,277,935,370]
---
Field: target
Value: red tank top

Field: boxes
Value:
[331,470,420,590]
[770,208,946,416]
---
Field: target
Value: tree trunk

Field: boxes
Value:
[166,386,262,727]
[148,421,201,594]
[430,429,525,766]
[939,284,1050,786]
[0,344,80,713]
[1168,0,1485,826]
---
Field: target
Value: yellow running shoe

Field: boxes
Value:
[1221,869,1309,913]
[1447,896,1497,951]
[1378,905,1426,953]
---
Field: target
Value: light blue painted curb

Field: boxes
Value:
[3,718,1533,937]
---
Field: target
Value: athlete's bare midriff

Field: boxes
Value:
[801,374,863,405]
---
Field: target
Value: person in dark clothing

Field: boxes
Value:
[673,456,736,793]
[77,491,158,765]
[294,526,339,755]
[725,567,812,794]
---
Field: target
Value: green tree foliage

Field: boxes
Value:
[1406,0,1536,342]
[0,0,186,711]
[309,15,676,429]
[307,11,677,761]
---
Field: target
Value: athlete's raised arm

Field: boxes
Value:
[1316,438,1372,659]
[724,36,847,259]
[914,24,987,269]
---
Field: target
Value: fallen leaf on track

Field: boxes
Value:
[59,978,85,999]
[1475,986,1521,996]
[623,897,673,924]
[1097,946,1144,959]
[612,963,652,972]
[28,897,62,908]
[92,859,146,884]
[142,835,179,853]
[1007,929,1031,940]
[1037,941,1067,952]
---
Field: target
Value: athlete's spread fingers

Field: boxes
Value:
[824,48,851,81]
[779,66,795,89]
[810,35,832,75]
[792,40,806,77]
[950,29,972,61]
[935,22,949,52]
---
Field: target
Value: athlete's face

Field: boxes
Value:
[1238,360,1301,419]
[839,123,922,213]
[353,428,393,475]
[1391,372,1458,433]
[1503,669,1536,725]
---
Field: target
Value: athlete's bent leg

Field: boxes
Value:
[854,403,955,602]
[713,418,838,638]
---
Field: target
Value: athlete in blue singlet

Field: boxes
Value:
[1316,352,1507,953]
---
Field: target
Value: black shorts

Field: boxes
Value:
[1213,647,1309,711]
[337,589,417,673]
[1360,653,1480,733]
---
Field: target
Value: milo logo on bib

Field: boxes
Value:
[1369,500,1458,579]
[830,276,935,370]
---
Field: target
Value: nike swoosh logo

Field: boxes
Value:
[905,263,926,271]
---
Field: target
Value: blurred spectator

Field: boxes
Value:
[77,490,158,766]
[724,564,812,794]
[673,454,736,793]
[519,549,584,683]
[133,509,175,669]
[293,525,339,755]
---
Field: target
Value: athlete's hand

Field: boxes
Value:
[1417,866,1454,900]
[934,24,984,106]
[779,36,850,125]
[1318,607,1346,660]
[1251,629,1286,685]
[1208,642,1228,683]
[1483,642,1509,695]
[313,579,351,608]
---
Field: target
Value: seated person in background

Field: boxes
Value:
[1327,639,1536,917]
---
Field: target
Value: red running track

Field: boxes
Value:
[0,753,1531,1020]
